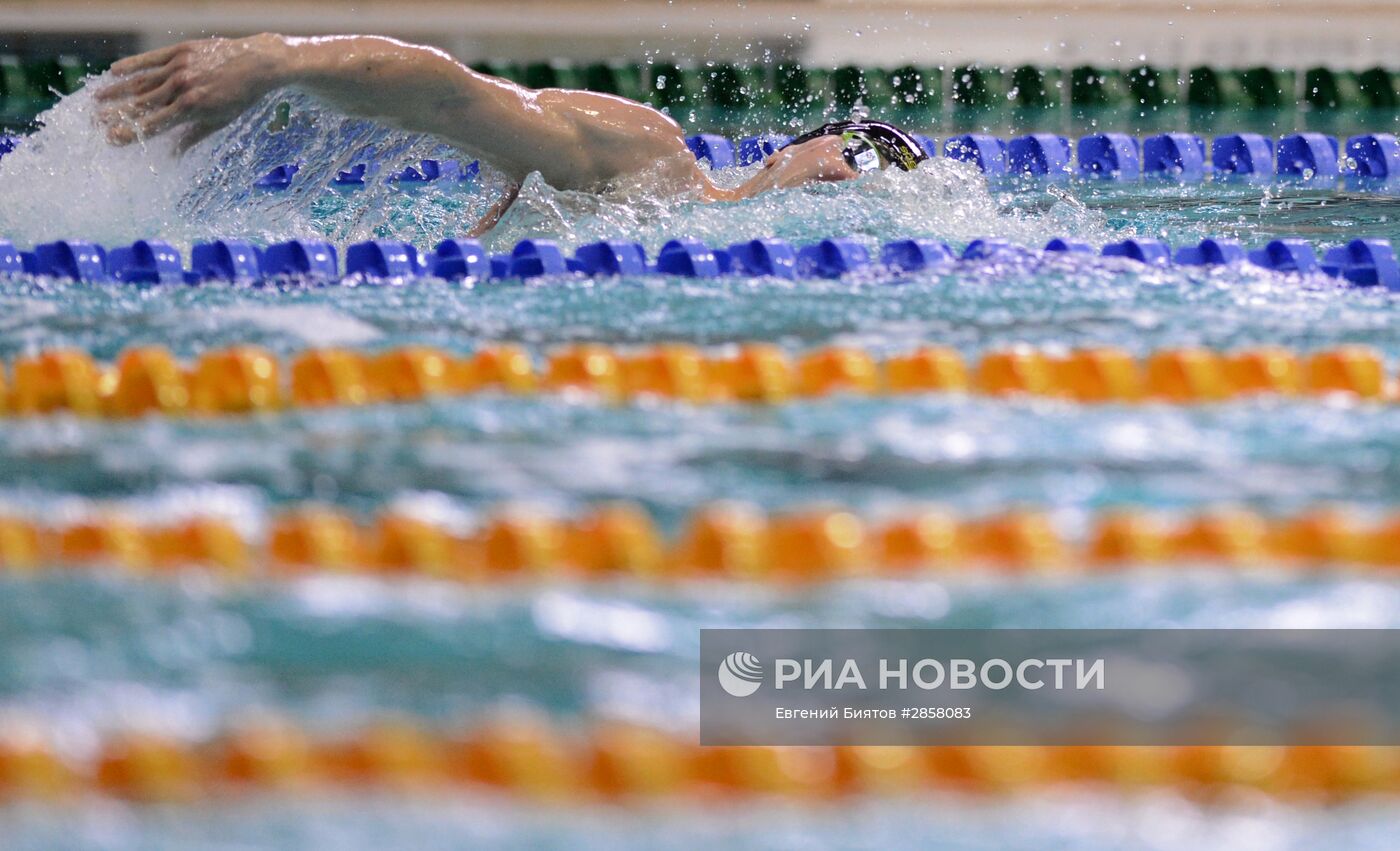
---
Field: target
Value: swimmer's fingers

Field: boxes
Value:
[109,43,188,77]
[104,104,183,145]
[104,83,223,146]
[94,72,179,115]
[97,99,140,144]
[133,102,187,140]
[129,74,185,112]
[99,41,211,102]
[104,113,142,146]
[95,68,172,103]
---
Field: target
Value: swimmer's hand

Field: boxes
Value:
[96,34,291,153]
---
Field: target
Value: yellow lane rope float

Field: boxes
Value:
[0,343,1390,419]
[0,716,1395,804]
[2,503,1398,578]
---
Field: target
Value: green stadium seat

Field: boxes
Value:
[1187,66,1246,108]
[831,65,868,109]
[1237,67,1292,109]
[1009,65,1056,108]
[702,63,749,109]
[950,65,1003,108]
[647,62,691,107]
[0,55,30,99]
[1356,67,1399,109]
[1070,66,1127,107]
[1125,65,1176,107]
[775,62,812,109]
[1304,67,1362,109]
[889,65,938,108]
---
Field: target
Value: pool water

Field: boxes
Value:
[2,86,1400,848]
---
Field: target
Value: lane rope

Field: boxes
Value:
[0,716,1394,804]
[4,502,1399,578]
[3,234,1397,286]
[243,132,1400,187]
[0,343,1391,420]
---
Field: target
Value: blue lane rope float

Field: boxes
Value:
[332,162,378,186]
[1322,240,1400,289]
[2,235,1398,289]
[189,240,262,282]
[391,159,479,183]
[944,134,1009,175]
[255,157,481,192]
[735,133,792,165]
[960,238,1019,262]
[1007,134,1073,178]
[106,240,184,284]
[1142,133,1207,180]
[1246,239,1319,274]
[1077,133,1141,180]
[1102,238,1172,266]
[684,134,735,169]
[1276,133,1339,177]
[910,134,938,158]
[1348,135,1400,179]
[1044,238,1093,254]
[252,164,300,190]
[1175,238,1247,266]
[879,239,956,272]
[1212,133,1274,177]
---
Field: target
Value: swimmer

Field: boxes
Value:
[95,34,928,233]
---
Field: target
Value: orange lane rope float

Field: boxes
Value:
[0,717,1395,804]
[2,503,1399,579]
[0,343,1391,419]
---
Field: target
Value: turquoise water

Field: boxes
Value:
[4,573,1398,729]
[3,88,1400,847]
[8,793,1400,851]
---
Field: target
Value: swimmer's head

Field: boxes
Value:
[749,134,865,191]
[721,121,928,199]
[781,121,929,174]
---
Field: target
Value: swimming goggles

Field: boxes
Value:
[781,120,929,173]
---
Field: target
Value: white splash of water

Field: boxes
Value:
[194,305,382,347]
[0,83,488,250]
[0,81,201,245]
[486,157,1119,253]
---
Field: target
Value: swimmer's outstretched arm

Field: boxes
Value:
[96,33,700,193]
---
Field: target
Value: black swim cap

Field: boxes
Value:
[781,120,929,172]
